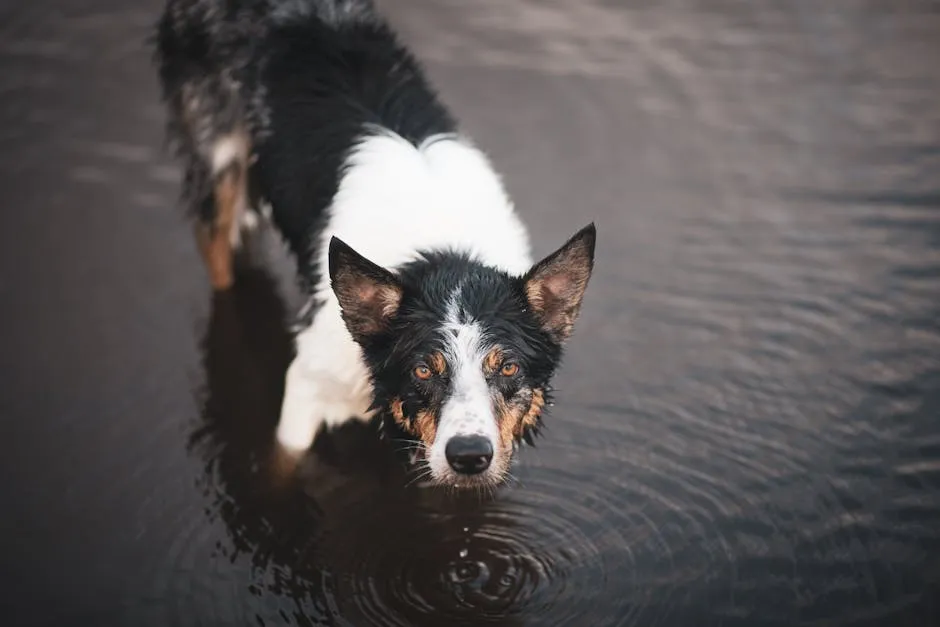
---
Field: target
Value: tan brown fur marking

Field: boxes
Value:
[194,129,250,291]
[519,388,545,436]
[516,389,545,437]
[496,397,522,453]
[493,387,545,452]
[390,398,406,428]
[428,352,447,375]
[390,398,439,449]
[414,409,438,447]
[196,163,241,290]
[483,346,504,376]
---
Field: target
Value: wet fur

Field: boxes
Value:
[329,239,594,487]
[153,0,595,487]
[154,0,454,285]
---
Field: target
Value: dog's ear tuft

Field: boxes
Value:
[523,223,596,342]
[329,237,403,341]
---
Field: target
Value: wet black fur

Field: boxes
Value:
[155,0,594,465]
[331,242,564,447]
[153,0,456,284]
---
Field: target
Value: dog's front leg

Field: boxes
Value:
[275,298,374,452]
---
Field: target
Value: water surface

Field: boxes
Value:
[1,0,939,625]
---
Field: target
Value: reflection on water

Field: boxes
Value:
[190,258,609,626]
[189,236,940,626]
[1,0,939,625]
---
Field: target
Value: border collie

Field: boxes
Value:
[154,0,596,488]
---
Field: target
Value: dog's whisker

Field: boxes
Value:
[403,464,434,488]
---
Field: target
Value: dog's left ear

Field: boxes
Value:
[329,237,403,342]
[523,223,596,342]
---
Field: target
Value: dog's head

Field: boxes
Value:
[328,224,595,488]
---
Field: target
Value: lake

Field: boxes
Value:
[1,0,938,625]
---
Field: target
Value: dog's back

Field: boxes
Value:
[154,0,461,288]
[154,1,552,458]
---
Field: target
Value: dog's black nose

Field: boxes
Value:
[445,435,494,475]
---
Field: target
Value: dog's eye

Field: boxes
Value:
[500,362,520,377]
[414,365,433,380]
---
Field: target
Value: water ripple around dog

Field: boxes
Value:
[331,477,626,626]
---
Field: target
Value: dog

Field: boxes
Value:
[154,0,596,488]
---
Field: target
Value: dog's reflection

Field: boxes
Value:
[188,256,526,626]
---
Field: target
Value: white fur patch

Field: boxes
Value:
[276,303,375,451]
[276,130,532,452]
[427,299,501,480]
[210,133,252,249]
[211,134,246,174]
[315,130,532,296]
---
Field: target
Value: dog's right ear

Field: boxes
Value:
[329,237,403,342]
[522,223,596,343]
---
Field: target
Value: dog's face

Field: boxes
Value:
[329,224,595,488]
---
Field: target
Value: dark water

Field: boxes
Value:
[2,0,940,625]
